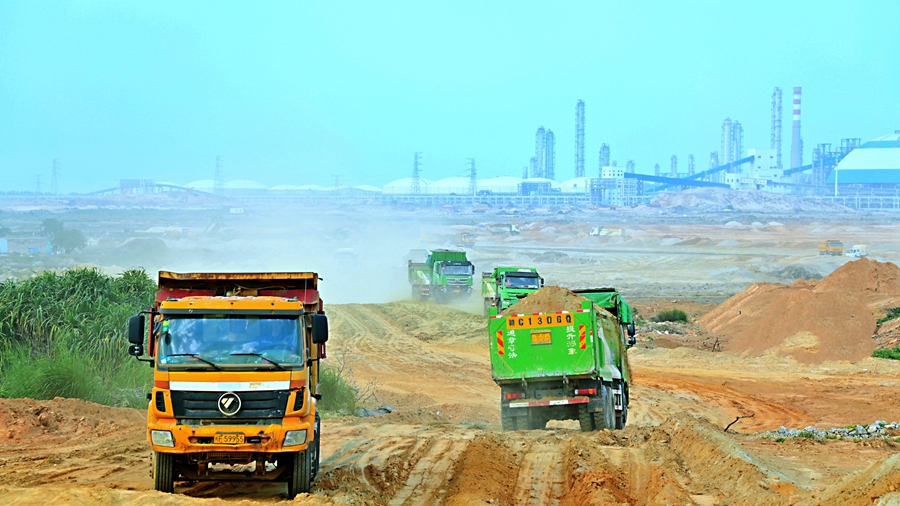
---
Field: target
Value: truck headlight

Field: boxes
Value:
[284,429,308,447]
[151,430,175,447]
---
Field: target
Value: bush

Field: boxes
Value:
[653,308,689,323]
[0,268,156,407]
[317,365,358,415]
[872,347,900,360]
[877,308,900,325]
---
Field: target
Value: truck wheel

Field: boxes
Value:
[614,384,628,429]
[528,411,547,430]
[600,383,616,429]
[501,411,528,431]
[615,400,628,429]
[578,404,595,432]
[287,449,312,498]
[153,451,175,493]
[310,413,321,480]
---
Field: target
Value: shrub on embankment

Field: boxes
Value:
[0,268,156,408]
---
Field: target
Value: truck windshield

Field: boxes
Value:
[504,275,539,289]
[442,264,472,275]
[157,315,303,368]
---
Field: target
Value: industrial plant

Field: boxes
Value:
[13,87,900,211]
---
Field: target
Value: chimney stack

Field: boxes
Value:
[790,87,803,176]
[574,100,585,178]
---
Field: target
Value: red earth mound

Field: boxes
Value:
[0,397,145,444]
[700,259,900,363]
[503,285,588,314]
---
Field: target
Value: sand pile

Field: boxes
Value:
[700,259,900,363]
[503,285,588,314]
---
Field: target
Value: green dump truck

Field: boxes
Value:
[408,249,475,303]
[488,287,636,432]
[482,266,544,315]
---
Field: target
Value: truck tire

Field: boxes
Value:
[153,451,175,493]
[528,410,548,430]
[311,413,321,480]
[615,400,628,429]
[287,449,312,498]
[501,413,529,431]
[599,383,616,429]
[578,404,595,432]
[614,384,628,430]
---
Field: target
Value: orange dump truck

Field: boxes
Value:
[126,271,328,498]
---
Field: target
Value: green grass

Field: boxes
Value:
[872,347,900,360]
[797,430,819,440]
[317,365,359,415]
[774,437,786,443]
[0,268,155,408]
[877,308,900,325]
[652,308,689,323]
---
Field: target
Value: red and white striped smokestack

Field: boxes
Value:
[790,87,802,172]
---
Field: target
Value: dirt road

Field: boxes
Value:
[3,301,900,505]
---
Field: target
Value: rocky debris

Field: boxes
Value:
[503,285,589,315]
[761,421,900,440]
[772,265,822,281]
[356,405,395,418]
[651,187,853,213]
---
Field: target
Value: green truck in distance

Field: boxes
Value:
[408,249,475,303]
[482,266,543,315]
[488,287,636,432]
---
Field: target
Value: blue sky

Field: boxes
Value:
[1,1,897,192]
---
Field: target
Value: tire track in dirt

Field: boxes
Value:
[510,439,567,506]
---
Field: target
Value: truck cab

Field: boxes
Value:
[127,271,328,498]
[482,266,543,315]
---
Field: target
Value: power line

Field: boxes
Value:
[412,152,422,194]
[214,156,225,194]
[51,159,60,194]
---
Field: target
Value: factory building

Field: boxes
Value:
[827,132,900,187]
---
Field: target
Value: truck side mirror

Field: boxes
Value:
[128,314,145,345]
[627,322,636,337]
[540,277,545,287]
[311,314,329,344]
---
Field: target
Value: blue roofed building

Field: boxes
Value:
[828,132,900,185]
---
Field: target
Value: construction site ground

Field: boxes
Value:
[2,203,900,504]
[3,299,900,505]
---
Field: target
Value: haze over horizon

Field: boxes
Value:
[1,1,897,193]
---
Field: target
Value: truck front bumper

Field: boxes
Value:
[148,417,313,454]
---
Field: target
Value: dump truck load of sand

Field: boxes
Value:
[700,258,900,363]
[503,285,588,314]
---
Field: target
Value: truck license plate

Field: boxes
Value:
[531,331,552,345]
[214,433,245,444]
[507,313,573,329]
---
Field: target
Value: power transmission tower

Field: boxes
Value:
[35,175,42,194]
[51,159,60,194]
[411,152,422,194]
[331,174,343,190]
[214,156,225,194]
[466,158,476,196]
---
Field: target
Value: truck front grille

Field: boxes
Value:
[170,390,289,420]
